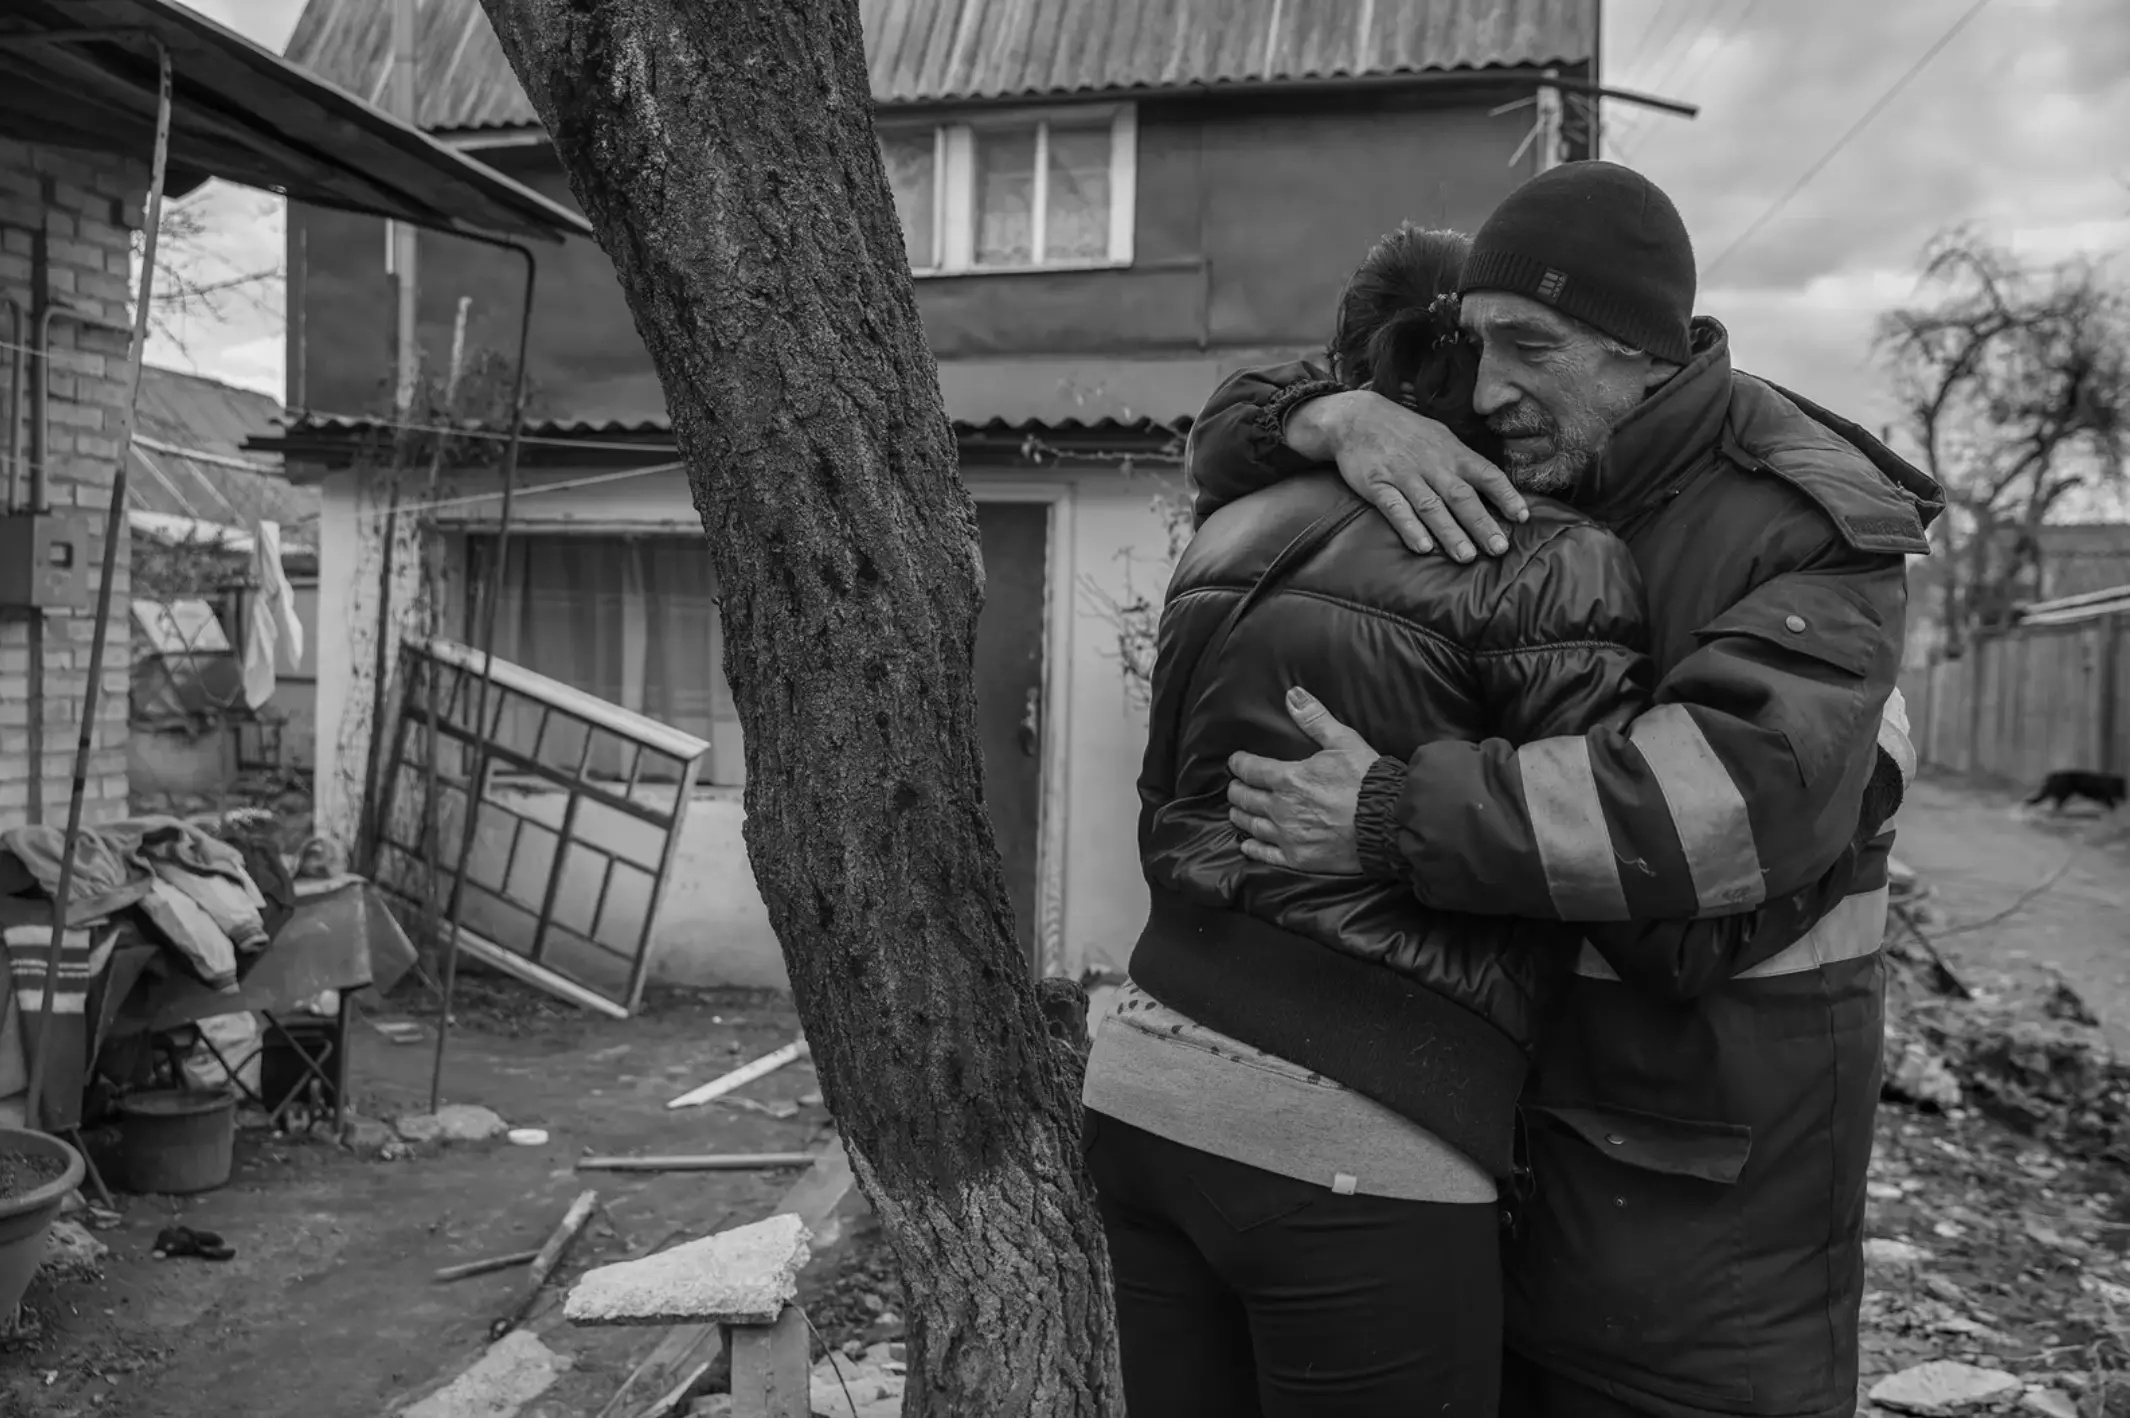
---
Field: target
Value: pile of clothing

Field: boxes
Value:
[0,815,292,993]
[0,814,299,1129]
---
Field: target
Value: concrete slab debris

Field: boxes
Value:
[398,1104,510,1144]
[810,1340,906,1417]
[37,1220,109,1281]
[2021,1388,2078,1418]
[398,1329,572,1418]
[1862,1238,1932,1268]
[565,1212,813,1328]
[1868,1360,2023,1415]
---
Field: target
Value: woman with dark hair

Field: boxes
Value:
[1080,225,1857,1416]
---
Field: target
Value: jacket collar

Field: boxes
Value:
[1579,316,1734,525]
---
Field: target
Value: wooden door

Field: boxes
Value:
[973,501,1049,971]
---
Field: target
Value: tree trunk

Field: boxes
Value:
[473,3,1120,1413]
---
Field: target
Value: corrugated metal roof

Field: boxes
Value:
[283,0,1590,133]
[0,0,587,240]
[130,367,318,540]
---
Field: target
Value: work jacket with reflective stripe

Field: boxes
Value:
[1131,483,1875,1180]
[1184,318,1944,1418]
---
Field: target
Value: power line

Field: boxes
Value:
[1614,0,1764,164]
[1702,0,1994,279]
[1618,0,1689,81]
[1606,0,1726,159]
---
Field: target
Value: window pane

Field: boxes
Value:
[973,126,1037,267]
[1044,124,1112,263]
[639,539,740,785]
[880,130,937,269]
[479,535,730,784]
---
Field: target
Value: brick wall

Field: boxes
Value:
[0,138,146,831]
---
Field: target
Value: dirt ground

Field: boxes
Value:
[1856,772,2130,1414]
[5,772,2126,1417]
[0,979,838,1418]
[1892,775,2130,1044]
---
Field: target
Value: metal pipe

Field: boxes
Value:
[28,297,141,827]
[27,36,173,1131]
[26,292,49,825]
[357,448,409,866]
[2,295,22,512]
[430,237,536,1113]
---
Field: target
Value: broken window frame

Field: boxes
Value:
[372,635,709,1017]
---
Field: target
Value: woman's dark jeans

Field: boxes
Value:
[1086,1110,1503,1417]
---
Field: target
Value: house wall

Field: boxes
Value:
[0,139,143,831]
[310,460,1168,987]
[287,91,1540,417]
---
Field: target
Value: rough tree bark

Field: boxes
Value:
[474,2,1120,1414]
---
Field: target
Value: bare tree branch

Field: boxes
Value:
[1877,226,2130,644]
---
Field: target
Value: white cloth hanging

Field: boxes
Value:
[242,519,304,710]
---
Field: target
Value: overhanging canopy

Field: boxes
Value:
[0,0,590,243]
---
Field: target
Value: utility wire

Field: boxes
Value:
[1615,0,1762,163]
[1702,0,1994,279]
[1618,0,1688,77]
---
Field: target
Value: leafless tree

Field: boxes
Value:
[138,191,282,357]
[1878,227,2130,649]
[471,2,1121,1412]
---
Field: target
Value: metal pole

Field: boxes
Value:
[2,296,22,512]
[26,39,173,1130]
[361,0,422,866]
[429,242,535,1114]
[415,297,470,1015]
[390,0,420,413]
[358,453,408,869]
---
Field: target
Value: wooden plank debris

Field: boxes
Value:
[667,1039,809,1110]
[434,1247,542,1283]
[576,1153,817,1174]
[490,1189,599,1340]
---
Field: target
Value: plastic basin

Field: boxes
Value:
[0,1126,86,1315]
[118,1087,237,1196]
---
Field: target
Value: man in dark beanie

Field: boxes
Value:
[1183,160,1943,1418]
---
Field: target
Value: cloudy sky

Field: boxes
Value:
[164,0,2128,441]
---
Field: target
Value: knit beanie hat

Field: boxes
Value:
[1459,161,1696,364]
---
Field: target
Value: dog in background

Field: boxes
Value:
[2025,769,2127,814]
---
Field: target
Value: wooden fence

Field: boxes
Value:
[1898,612,2130,784]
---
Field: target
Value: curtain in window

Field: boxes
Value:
[477,535,739,785]
[880,131,938,268]
[1044,125,1111,263]
[974,127,1037,266]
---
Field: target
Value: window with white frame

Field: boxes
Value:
[880,107,1136,275]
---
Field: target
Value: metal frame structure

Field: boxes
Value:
[372,636,709,1021]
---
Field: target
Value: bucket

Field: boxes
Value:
[0,1126,86,1314]
[118,1088,236,1195]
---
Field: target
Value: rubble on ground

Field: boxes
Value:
[1870,1360,2022,1413]
[1862,859,2130,1416]
[395,1104,510,1145]
[36,1221,109,1283]
[809,1339,906,1417]
[1882,873,2127,1162]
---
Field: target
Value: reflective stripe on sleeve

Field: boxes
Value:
[1515,736,1629,920]
[1879,688,1917,787]
[1629,704,1765,912]
[1573,886,1889,982]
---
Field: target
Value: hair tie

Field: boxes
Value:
[1426,291,1462,348]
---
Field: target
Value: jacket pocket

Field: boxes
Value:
[1509,1102,1756,1407]
[1692,576,1883,786]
